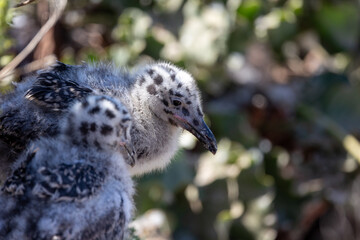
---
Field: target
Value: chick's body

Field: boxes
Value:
[0,95,134,240]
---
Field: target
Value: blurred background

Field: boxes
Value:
[1,0,360,239]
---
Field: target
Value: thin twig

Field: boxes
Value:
[15,0,37,8]
[0,0,67,80]
[0,54,56,80]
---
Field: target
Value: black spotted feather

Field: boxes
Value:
[33,163,105,202]
[25,71,93,111]
[3,151,105,202]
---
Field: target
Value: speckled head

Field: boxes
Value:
[134,62,217,154]
[65,95,135,163]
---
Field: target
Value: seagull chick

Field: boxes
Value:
[0,95,134,240]
[0,61,217,178]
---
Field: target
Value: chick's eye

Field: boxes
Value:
[172,100,182,106]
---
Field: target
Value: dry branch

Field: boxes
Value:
[0,0,67,80]
[15,0,37,8]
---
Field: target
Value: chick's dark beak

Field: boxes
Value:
[191,118,217,154]
[175,115,217,154]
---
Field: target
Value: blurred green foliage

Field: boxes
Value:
[1,0,360,239]
[0,0,14,67]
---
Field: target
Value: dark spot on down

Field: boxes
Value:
[122,110,127,114]
[89,106,100,114]
[139,76,146,86]
[113,103,120,111]
[186,101,192,105]
[182,107,190,117]
[154,75,163,85]
[90,123,97,132]
[175,92,183,98]
[80,122,89,135]
[147,69,154,75]
[162,99,169,106]
[193,119,199,126]
[105,109,116,119]
[122,118,131,123]
[177,83,182,88]
[164,109,174,115]
[197,107,203,117]
[147,84,157,95]
[94,140,102,149]
[101,124,113,136]
[169,89,174,95]
[82,100,89,108]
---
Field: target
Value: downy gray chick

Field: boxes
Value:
[0,61,217,178]
[0,95,134,240]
